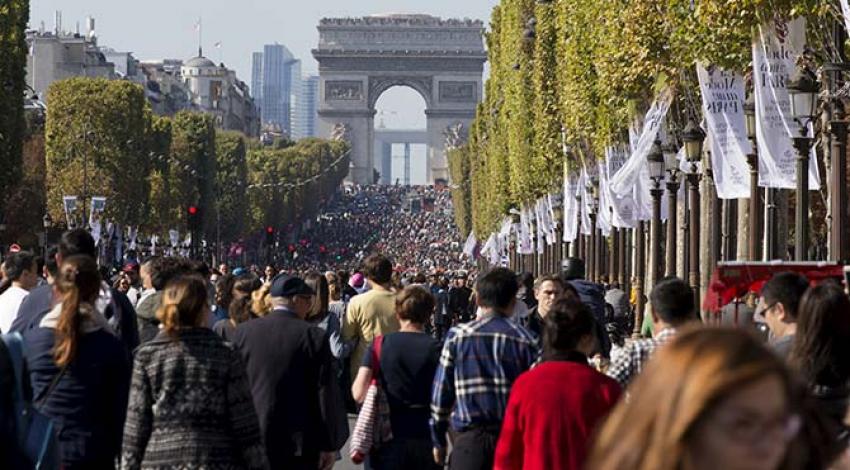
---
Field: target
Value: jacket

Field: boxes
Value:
[23,305,131,469]
[231,308,338,467]
[121,328,268,470]
[11,283,140,355]
[494,355,622,470]
[568,280,611,357]
[134,291,162,344]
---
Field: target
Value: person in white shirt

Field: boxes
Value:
[0,250,39,333]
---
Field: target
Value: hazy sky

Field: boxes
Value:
[30,0,496,129]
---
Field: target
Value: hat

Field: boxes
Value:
[122,262,139,273]
[270,273,315,298]
[350,272,365,288]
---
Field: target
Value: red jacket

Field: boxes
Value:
[494,356,622,470]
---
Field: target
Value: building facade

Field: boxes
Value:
[252,44,301,138]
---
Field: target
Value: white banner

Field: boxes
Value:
[534,199,545,254]
[462,231,477,258]
[63,195,78,228]
[605,147,635,228]
[578,170,592,235]
[128,226,138,251]
[753,18,820,189]
[563,175,579,242]
[609,87,675,197]
[169,229,179,248]
[597,162,612,237]
[88,196,107,229]
[697,64,752,199]
[481,233,500,265]
[517,205,534,255]
[545,194,557,244]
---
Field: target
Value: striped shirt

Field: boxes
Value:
[429,314,539,448]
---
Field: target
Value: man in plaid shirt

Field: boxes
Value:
[606,277,697,387]
[430,268,540,469]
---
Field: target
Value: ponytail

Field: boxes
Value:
[52,255,101,368]
[156,275,209,337]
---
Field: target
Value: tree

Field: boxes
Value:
[0,0,29,231]
[45,78,151,226]
[215,130,249,243]
[170,111,216,239]
[145,115,176,233]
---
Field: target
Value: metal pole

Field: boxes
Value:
[617,227,626,287]
[747,154,762,261]
[610,227,618,285]
[589,214,597,281]
[665,179,678,276]
[830,111,848,262]
[649,187,664,288]
[794,137,810,261]
[633,221,646,338]
[765,188,776,260]
[722,199,737,261]
[688,173,701,310]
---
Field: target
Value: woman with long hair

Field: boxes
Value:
[306,272,350,359]
[24,255,131,469]
[121,275,268,469]
[213,273,262,341]
[790,282,850,415]
[588,327,801,470]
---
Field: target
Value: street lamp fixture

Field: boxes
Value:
[682,119,707,164]
[663,143,681,276]
[647,139,665,185]
[681,118,705,311]
[787,61,819,261]
[744,93,757,141]
[647,138,665,289]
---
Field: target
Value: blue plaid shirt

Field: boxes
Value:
[429,314,540,448]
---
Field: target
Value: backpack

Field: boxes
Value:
[1,333,60,469]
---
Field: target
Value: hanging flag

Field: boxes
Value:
[606,146,635,228]
[563,175,579,242]
[462,231,478,258]
[545,194,557,244]
[752,17,820,189]
[609,87,675,197]
[578,169,592,235]
[697,64,752,199]
[169,229,179,248]
[128,226,138,251]
[518,205,534,255]
[534,199,545,254]
[62,195,78,228]
[597,162,612,237]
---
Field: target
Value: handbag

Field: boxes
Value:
[349,335,393,463]
[2,333,61,470]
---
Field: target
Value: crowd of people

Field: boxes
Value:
[2,223,850,470]
[285,185,473,274]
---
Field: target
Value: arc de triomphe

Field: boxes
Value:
[312,14,486,184]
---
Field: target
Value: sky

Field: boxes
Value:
[29,0,497,129]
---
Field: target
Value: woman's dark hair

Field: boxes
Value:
[396,286,435,324]
[790,281,850,388]
[543,298,596,357]
[214,274,236,308]
[54,255,101,367]
[228,273,262,324]
[304,272,329,320]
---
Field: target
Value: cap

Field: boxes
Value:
[270,273,315,298]
[122,262,139,273]
[350,272,365,288]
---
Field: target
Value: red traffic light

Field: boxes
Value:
[265,226,274,234]
[188,206,198,215]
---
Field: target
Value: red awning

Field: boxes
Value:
[702,262,845,312]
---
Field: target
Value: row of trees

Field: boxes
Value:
[450,0,829,236]
[40,77,349,247]
[0,0,30,227]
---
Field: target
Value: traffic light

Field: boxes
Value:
[187,205,201,231]
[265,226,275,245]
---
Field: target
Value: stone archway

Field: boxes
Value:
[313,14,486,184]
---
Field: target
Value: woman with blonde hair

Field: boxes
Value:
[24,254,131,469]
[121,275,268,469]
[251,282,272,317]
[588,327,801,470]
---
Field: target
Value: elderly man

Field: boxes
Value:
[232,274,339,470]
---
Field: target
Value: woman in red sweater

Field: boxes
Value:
[494,298,622,470]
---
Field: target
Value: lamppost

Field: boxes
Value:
[42,213,52,258]
[588,177,599,282]
[663,143,681,277]
[787,63,819,261]
[743,93,763,261]
[683,118,706,310]
[647,139,665,288]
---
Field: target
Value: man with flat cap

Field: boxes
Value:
[232,273,338,469]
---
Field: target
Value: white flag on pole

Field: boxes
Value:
[563,175,579,242]
[578,170,591,236]
[697,64,752,199]
[462,231,478,258]
[752,18,820,189]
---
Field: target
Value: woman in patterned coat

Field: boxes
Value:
[121,274,269,470]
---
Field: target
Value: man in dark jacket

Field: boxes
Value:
[448,273,473,324]
[561,258,611,358]
[9,229,139,355]
[232,274,337,470]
